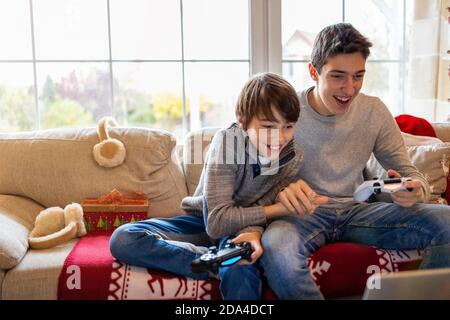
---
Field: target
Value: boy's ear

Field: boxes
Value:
[237,118,245,129]
[308,63,319,81]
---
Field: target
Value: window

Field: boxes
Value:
[0,0,250,142]
[281,0,410,117]
[1,1,439,138]
[0,0,35,131]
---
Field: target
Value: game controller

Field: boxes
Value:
[353,177,413,202]
[191,240,253,274]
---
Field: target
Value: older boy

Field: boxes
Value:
[109,73,313,299]
[260,23,450,300]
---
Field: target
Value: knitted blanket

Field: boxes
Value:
[57,233,221,300]
[57,234,422,299]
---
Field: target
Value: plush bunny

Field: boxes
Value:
[28,203,87,250]
[92,116,126,168]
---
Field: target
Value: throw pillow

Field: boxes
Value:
[401,132,444,147]
[395,114,437,137]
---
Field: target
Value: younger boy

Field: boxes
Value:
[109,72,315,299]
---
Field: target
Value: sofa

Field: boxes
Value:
[1,121,450,300]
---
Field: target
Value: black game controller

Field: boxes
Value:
[191,240,253,274]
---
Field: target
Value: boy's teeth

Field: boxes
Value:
[268,145,280,150]
[335,96,350,102]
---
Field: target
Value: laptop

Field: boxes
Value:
[363,268,450,300]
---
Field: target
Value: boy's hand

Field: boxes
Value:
[232,231,263,265]
[276,179,329,215]
[387,169,424,207]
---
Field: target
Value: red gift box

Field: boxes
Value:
[81,189,149,234]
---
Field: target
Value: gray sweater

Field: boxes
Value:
[181,123,303,239]
[294,87,430,208]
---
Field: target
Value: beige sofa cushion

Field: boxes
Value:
[1,239,77,300]
[0,127,187,218]
[432,123,450,143]
[405,143,450,203]
[0,195,44,269]
[183,128,219,195]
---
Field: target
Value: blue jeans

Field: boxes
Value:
[109,214,262,299]
[259,202,450,300]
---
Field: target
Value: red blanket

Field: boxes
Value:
[57,233,221,300]
[58,234,422,299]
[57,233,113,299]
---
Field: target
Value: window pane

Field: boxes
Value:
[37,63,111,129]
[34,0,109,60]
[362,62,401,116]
[184,62,249,131]
[113,62,184,140]
[345,0,405,60]
[183,0,249,60]
[282,62,315,92]
[282,0,342,60]
[110,0,181,60]
[0,0,32,60]
[0,63,36,131]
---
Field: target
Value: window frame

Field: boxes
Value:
[0,0,411,133]
[1,0,253,134]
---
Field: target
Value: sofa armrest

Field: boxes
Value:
[0,195,44,269]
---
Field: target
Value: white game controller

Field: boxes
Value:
[353,177,413,202]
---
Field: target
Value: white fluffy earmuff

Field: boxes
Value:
[92,116,126,168]
[28,203,87,250]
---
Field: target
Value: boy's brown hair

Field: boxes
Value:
[311,23,373,74]
[235,72,300,130]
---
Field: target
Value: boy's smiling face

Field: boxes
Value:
[308,52,366,116]
[243,106,295,161]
